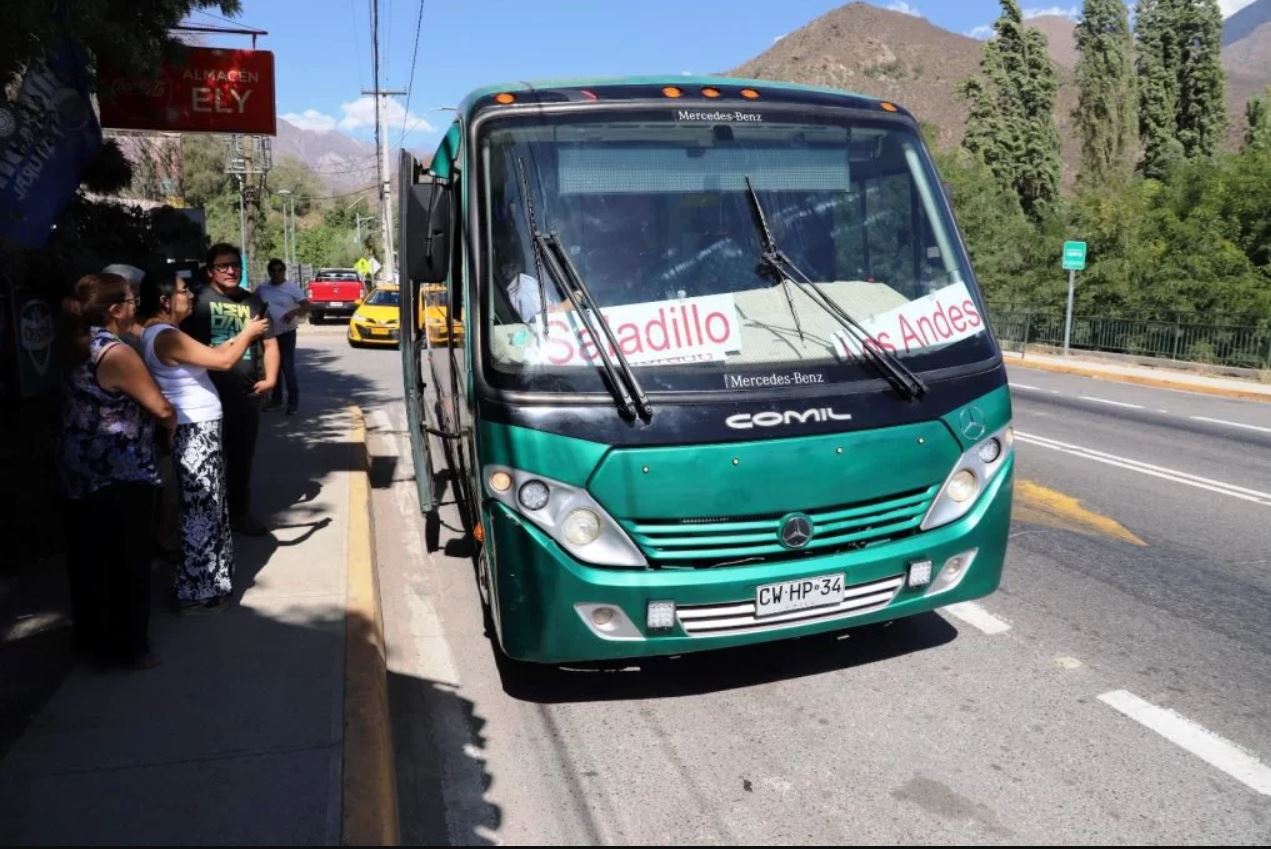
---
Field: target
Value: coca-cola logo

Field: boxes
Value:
[19,300,53,377]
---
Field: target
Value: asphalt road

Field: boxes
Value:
[296,325,1271,845]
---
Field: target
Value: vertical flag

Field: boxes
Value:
[0,42,102,248]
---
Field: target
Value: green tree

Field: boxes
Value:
[1073,0,1138,183]
[959,0,1061,216]
[1175,0,1226,159]
[2,1,240,85]
[1136,0,1226,176]
[1244,88,1271,152]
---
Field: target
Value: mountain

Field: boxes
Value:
[1224,0,1271,124]
[729,2,1081,178]
[1030,15,1078,70]
[272,119,379,194]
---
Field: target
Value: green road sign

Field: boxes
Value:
[1062,240,1087,271]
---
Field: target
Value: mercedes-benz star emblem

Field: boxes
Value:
[959,406,988,440]
[779,513,814,549]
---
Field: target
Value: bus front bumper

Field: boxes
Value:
[486,460,1013,664]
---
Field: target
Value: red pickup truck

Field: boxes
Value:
[305,268,368,323]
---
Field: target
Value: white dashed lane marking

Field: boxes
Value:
[1099,690,1271,797]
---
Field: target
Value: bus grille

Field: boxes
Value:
[676,575,905,637]
[621,485,938,568]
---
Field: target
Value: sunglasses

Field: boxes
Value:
[211,263,242,274]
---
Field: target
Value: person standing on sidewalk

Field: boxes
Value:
[181,243,279,536]
[256,258,310,415]
[57,272,175,669]
[138,269,268,613]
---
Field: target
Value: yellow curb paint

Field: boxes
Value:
[1015,479,1147,547]
[1009,360,1271,404]
[342,406,401,845]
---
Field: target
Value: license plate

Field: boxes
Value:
[329,301,345,308]
[370,328,388,337]
[756,573,845,617]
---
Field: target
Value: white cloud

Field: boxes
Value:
[1220,0,1257,17]
[887,1,922,16]
[336,95,435,135]
[967,23,995,40]
[281,109,337,132]
[774,32,788,43]
[1023,5,1080,19]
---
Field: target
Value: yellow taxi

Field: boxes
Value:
[419,284,464,346]
[347,286,401,347]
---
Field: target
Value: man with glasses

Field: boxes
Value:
[180,243,279,536]
[257,258,310,415]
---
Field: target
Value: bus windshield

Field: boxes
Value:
[478,108,997,395]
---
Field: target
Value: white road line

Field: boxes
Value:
[1190,416,1271,435]
[942,601,1011,634]
[1099,690,1271,797]
[1078,395,1144,410]
[1010,383,1045,391]
[1015,431,1271,507]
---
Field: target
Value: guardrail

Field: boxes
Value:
[986,307,1271,370]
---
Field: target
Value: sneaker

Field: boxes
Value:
[230,513,270,536]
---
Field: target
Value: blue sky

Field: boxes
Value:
[187,0,1254,149]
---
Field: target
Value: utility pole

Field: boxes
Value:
[277,189,292,274]
[226,135,272,288]
[365,0,405,283]
[355,213,376,248]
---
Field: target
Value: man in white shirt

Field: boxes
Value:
[256,259,311,415]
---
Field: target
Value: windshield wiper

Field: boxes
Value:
[536,232,653,421]
[743,177,927,400]
[513,156,650,420]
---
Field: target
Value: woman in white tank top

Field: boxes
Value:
[139,271,267,613]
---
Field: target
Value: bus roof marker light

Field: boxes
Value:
[662,86,683,98]
[740,88,760,99]
[880,101,899,112]
[702,87,721,98]
[495,92,516,105]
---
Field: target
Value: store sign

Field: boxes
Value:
[99,48,276,135]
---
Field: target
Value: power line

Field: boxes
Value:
[398,0,427,148]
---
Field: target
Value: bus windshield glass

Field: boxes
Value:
[478,108,997,395]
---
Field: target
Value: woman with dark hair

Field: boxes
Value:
[58,273,176,669]
[138,269,267,613]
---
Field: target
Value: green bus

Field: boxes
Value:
[398,76,1013,664]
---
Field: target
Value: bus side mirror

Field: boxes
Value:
[403,181,452,284]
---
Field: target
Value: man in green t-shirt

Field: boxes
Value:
[181,243,279,535]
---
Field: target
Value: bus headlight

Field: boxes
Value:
[946,469,979,503]
[483,465,647,567]
[563,509,601,546]
[921,424,1013,531]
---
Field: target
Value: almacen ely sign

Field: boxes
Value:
[98,47,276,135]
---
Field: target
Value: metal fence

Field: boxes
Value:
[986,306,1271,370]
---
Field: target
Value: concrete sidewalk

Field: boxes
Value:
[1004,349,1271,402]
[0,397,395,844]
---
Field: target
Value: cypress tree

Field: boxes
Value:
[1074,0,1138,182]
[959,0,1061,216]
[1175,0,1226,159]
[1245,88,1271,152]
[1136,0,1226,177]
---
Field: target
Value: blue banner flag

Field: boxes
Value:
[0,43,102,248]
